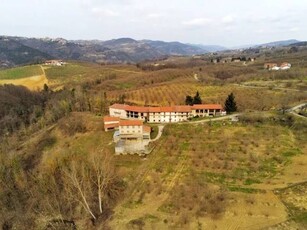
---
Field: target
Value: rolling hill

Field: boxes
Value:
[0,37,52,68]
[0,36,208,67]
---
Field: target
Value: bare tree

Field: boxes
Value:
[64,161,97,220]
[90,149,116,214]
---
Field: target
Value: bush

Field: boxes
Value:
[59,117,87,136]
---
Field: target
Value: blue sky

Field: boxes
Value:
[1,0,306,46]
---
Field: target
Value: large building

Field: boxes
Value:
[109,103,225,123]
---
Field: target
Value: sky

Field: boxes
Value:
[1,0,306,47]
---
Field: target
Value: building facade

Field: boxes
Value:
[109,103,225,123]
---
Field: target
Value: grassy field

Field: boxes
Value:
[0,65,48,90]
[0,65,43,80]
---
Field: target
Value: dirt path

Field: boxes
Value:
[102,67,142,74]
[149,125,164,142]
[183,113,241,124]
[233,83,303,92]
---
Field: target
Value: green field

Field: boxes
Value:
[0,65,43,80]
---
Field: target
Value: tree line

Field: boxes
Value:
[185,91,237,113]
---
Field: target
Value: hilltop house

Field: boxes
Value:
[264,63,278,70]
[45,60,65,66]
[109,103,225,123]
[280,62,291,70]
[264,62,291,71]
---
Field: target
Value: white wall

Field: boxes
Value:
[110,108,127,119]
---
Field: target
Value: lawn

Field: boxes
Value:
[0,65,43,80]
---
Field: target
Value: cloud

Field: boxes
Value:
[182,18,212,26]
[91,7,119,17]
[289,27,299,32]
[221,15,235,24]
[146,13,161,19]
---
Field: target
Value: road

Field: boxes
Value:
[149,125,164,142]
[233,83,303,92]
[186,113,241,124]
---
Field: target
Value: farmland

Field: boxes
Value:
[0,55,306,229]
[0,65,43,80]
[109,114,307,229]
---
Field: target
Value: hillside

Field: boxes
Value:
[0,37,52,68]
[255,39,300,48]
[0,48,306,229]
[0,36,207,67]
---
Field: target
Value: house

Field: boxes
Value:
[103,116,120,131]
[45,60,65,66]
[264,62,291,71]
[109,103,225,123]
[280,62,291,70]
[114,120,151,155]
[232,57,241,63]
[119,120,144,140]
[264,63,278,70]
[271,66,280,71]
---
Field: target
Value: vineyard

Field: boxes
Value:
[106,82,307,111]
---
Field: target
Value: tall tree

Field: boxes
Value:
[185,95,193,105]
[193,91,202,104]
[224,92,237,113]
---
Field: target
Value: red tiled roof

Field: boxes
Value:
[119,120,143,126]
[104,123,119,129]
[126,106,149,113]
[103,116,120,122]
[143,125,151,133]
[160,107,174,112]
[192,104,223,110]
[110,104,223,113]
[148,107,161,112]
[280,62,290,67]
[173,106,192,112]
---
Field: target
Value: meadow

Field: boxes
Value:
[0,65,43,80]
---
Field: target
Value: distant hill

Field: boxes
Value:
[0,37,52,68]
[142,40,208,55]
[1,35,303,67]
[288,41,307,47]
[255,39,300,48]
[188,44,227,52]
[0,36,207,66]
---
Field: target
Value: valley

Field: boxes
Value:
[0,48,306,229]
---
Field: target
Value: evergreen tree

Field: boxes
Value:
[185,95,193,105]
[43,83,49,92]
[224,92,237,113]
[193,91,202,104]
